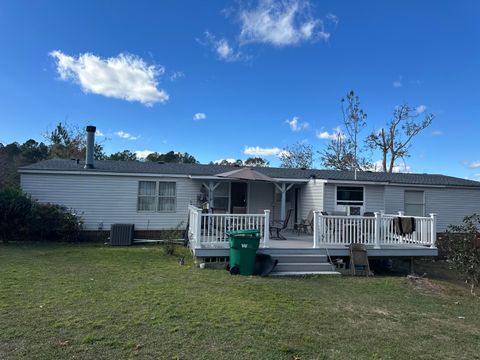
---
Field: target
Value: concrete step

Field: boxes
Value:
[273,262,336,273]
[270,271,341,276]
[267,254,329,264]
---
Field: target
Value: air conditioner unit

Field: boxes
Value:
[110,224,134,246]
[348,206,361,216]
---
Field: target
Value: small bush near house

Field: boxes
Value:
[0,187,82,243]
[29,203,82,242]
[439,214,480,294]
[0,187,32,242]
[161,223,185,256]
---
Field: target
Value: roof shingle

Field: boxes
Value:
[19,159,480,188]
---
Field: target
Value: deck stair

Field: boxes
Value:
[257,248,340,276]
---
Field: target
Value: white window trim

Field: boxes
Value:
[334,184,366,214]
[404,189,425,217]
[137,180,177,213]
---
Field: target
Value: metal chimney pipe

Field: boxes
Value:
[84,125,96,169]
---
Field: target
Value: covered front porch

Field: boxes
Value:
[187,205,439,258]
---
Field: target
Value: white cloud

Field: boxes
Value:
[239,0,331,46]
[285,116,309,132]
[326,13,339,26]
[115,131,138,140]
[466,160,480,169]
[431,130,443,136]
[200,32,245,62]
[50,51,169,106]
[369,160,411,173]
[243,146,284,156]
[193,112,207,121]
[416,105,427,114]
[393,76,403,88]
[95,129,105,137]
[316,126,345,140]
[135,150,154,159]
[169,71,185,81]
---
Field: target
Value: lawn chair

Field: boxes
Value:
[349,243,371,276]
[270,209,293,240]
[296,210,315,234]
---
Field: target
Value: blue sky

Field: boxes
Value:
[1,0,479,178]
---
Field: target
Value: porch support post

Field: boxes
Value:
[374,212,381,249]
[203,181,221,212]
[274,182,294,221]
[195,209,202,247]
[429,213,437,248]
[313,210,318,248]
[263,209,270,248]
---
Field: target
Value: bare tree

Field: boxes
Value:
[320,133,354,171]
[341,90,368,169]
[280,142,314,169]
[320,90,370,170]
[366,104,434,172]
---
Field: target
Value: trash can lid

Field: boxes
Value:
[227,229,260,236]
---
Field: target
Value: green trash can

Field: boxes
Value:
[228,229,261,276]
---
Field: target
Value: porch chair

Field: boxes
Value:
[270,209,293,240]
[296,210,315,234]
[349,243,371,276]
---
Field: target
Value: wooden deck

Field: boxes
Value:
[187,206,439,260]
[192,230,438,258]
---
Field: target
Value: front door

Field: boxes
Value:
[230,182,247,213]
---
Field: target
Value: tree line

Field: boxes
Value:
[1,90,434,187]
[0,123,269,187]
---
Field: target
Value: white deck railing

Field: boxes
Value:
[314,212,437,248]
[188,205,270,248]
[188,206,437,249]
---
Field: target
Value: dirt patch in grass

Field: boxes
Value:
[408,276,449,296]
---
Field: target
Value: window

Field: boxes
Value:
[213,182,229,210]
[138,181,176,212]
[404,190,424,216]
[158,182,176,212]
[138,181,157,211]
[336,186,364,206]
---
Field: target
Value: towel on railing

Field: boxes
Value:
[394,217,416,235]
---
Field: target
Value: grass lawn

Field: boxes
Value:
[1,243,479,360]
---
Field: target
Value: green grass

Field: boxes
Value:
[1,243,479,360]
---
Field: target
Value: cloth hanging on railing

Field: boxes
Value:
[394,217,416,235]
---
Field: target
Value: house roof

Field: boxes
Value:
[19,158,480,188]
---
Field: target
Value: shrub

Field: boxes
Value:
[162,222,184,256]
[29,203,83,242]
[0,187,82,243]
[0,187,32,242]
[439,214,480,295]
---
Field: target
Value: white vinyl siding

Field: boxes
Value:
[21,173,200,230]
[404,190,424,216]
[384,186,480,231]
[299,179,324,218]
